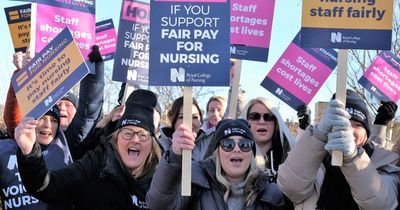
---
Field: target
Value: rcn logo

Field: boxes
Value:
[44,96,53,106]
[170,67,185,83]
[331,32,342,43]
[275,88,283,95]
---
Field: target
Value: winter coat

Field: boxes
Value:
[158,127,215,161]
[147,151,285,210]
[4,61,104,160]
[0,132,73,210]
[16,137,152,210]
[277,125,400,210]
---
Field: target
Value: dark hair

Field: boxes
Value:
[167,96,203,129]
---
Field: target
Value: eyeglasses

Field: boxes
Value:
[219,138,254,153]
[118,128,151,142]
[247,112,276,122]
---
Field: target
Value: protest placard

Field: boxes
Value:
[261,32,338,109]
[359,51,400,102]
[112,0,150,85]
[230,0,275,62]
[96,19,117,61]
[149,0,230,86]
[11,27,89,119]
[301,0,393,49]
[4,4,31,52]
[31,0,95,72]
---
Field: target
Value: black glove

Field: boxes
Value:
[296,104,311,130]
[374,101,398,125]
[88,45,103,63]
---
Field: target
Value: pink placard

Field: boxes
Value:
[267,43,332,104]
[122,1,150,24]
[96,29,116,57]
[363,56,400,102]
[230,0,274,48]
[35,4,95,60]
[155,0,226,2]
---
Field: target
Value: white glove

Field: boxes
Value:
[315,100,351,141]
[325,126,356,158]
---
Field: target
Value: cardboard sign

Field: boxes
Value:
[4,4,31,52]
[112,0,150,85]
[149,0,230,86]
[96,19,117,61]
[301,0,393,49]
[230,0,275,62]
[359,51,400,102]
[12,27,89,119]
[261,32,338,109]
[33,0,95,72]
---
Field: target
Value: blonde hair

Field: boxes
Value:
[206,96,227,112]
[111,130,162,179]
[214,149,260,207]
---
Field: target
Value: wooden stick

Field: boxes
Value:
[121,83,136,105]
[331,49,348,166]
[227,59,242,119]
[30,3,37,58]
[182,86,193,196]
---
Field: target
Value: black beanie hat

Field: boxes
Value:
[45,105,61,125]
[332,89,371,137]
[214,119,256,154]
[117,89,157,133]
[62,92,78,109]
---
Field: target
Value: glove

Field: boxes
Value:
[88,45,103,63]
[315,100,351,141]
[374,101,398,125]
[296,104,311,130]
[325,125,356,158]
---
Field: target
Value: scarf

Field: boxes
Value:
[316,142,374,210]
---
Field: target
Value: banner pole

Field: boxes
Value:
[331,49,348,166]
[227,59,242,119]
[182,86,193,196]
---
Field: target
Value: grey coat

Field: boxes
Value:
[147,151,284,210]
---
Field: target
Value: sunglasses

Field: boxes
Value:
[219,138,254,153]
[247,112,276,122]
[118,128,151,142]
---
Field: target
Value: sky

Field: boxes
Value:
[0,0,339,122]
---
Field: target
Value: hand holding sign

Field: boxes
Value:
[14,117,37,155]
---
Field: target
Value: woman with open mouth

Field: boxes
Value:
[147,118,285,210]
[14,90,161,210]
[241,97,296,183]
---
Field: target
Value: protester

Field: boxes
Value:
[0,106,73,210]
[241,97,295,182]
[4,46,105,160]
[15,90,161,210]
[201,95,226,135]
[158,96,214,160]
[278,90,400,210]
[147,118,285,210]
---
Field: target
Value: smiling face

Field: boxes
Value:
[36,115,58,145]
[174,104,202,134]
[218,136,252,183]
[56,99,76,131]
[247,102,275,146]
[116,125,153,174]
[207,100,224,127]
[351,120,368,147]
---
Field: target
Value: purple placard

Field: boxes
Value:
[261,33,337,109]
[230,0,275,62]
[96,19,117,61]
[35,0,95,72]
[358,51,400,102]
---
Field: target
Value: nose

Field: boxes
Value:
[232,142,241,152]
[57,103,66,111]
[43,117,52,128]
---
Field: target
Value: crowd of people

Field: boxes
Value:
[0,47,399,210]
